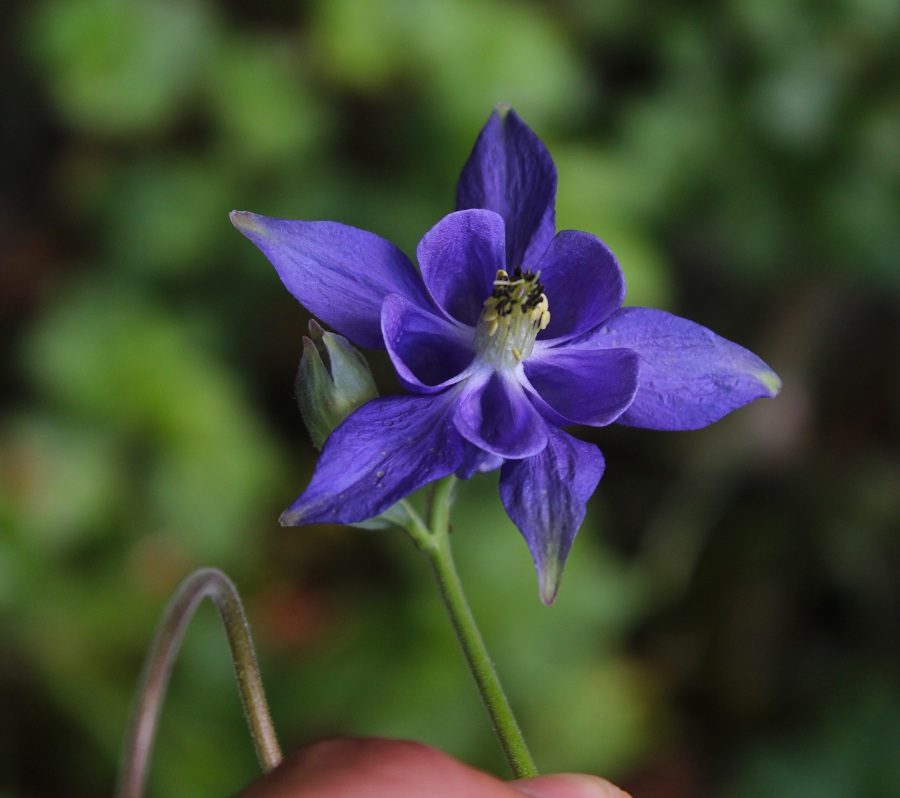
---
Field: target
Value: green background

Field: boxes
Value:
[1,1,898,796]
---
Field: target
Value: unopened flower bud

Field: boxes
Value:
[296,320,377,448]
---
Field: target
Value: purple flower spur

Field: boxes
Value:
[232,107,781,603]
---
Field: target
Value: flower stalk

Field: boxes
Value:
[406,476,538,779]
[114,568,281,798]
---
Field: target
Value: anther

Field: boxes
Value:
[475,265,551,363]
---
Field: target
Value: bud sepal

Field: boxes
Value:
[296,320,378,449]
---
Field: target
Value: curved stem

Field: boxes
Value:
[114,568,281,798]
[410,476,538,778]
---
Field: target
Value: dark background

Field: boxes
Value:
[1,1,898,796]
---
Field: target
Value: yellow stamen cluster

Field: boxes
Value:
[476,267,550,366]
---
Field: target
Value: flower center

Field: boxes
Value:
[474,267,550,369]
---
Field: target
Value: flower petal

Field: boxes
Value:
[499,427,605,604]
[453,371,549,459]
[581,307,783,430]
[456,106,557,273]
[536,230,625,342]
[281,394,465,526]
[231,211,430,349]
[417,210,506,326]
[382,293,475,394]
[524,346,640,426]
[456,443,504,480]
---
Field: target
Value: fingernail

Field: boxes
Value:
[512,773,632,798]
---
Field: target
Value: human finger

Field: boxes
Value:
[235,737,628,798]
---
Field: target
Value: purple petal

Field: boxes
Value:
[456,106,557,273]
[382,293,475,393]
[417,210,506,326]
[231,211,430,349]
[281,394,465,525]
[499,426,605,604]
[581,307,783,430]
[453,371,549,459]
[536,230,625,342]
[456,443,504,480]
[524,346,640,426]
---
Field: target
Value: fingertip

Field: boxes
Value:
[512,773,632,798]
[236,737,514,797]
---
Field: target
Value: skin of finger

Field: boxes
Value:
[513,773,633,798]
[234,737,534,798]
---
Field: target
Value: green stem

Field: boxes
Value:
[114,568,281,798]
[409,476,538,779]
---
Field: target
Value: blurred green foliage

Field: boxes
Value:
[1,0,898,796]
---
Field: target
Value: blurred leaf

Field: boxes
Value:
[25,0,216,136]
[412,0,590,130]
[23,285,284,560]
[748,47,845,152]
[0,417,123,553]
[314,0,589,130]
[207,34,328,166]
[102,156,234,276]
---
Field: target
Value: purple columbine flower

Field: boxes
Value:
[232,107,781,604]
